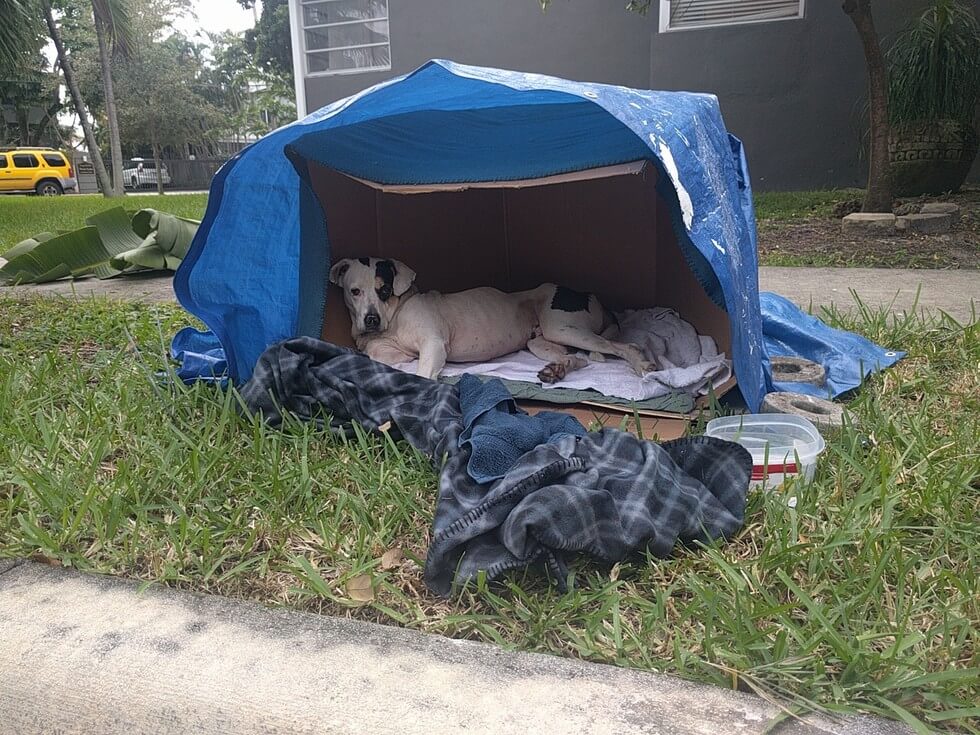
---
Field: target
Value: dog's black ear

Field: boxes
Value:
[391,259,417,296]
[329,259,351,286]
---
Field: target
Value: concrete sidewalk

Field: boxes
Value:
[759,267,978,324]
[0,560,910,735]
[0,269,177,303]
[2,267,976,323]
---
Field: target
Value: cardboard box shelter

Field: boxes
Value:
[173,60,772,423]
[310,160,735,438]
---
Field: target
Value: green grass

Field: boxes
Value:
[753,189,864,220]
[755,245,968,270]
[0,295,976,731]
[0,193,209,252]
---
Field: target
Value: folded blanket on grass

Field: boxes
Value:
[240,337,753,596]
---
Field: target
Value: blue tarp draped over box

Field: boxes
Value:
[173,60,902,410]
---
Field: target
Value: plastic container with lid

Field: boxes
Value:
[705,413,826,490]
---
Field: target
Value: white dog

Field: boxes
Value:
[329,257,657,383]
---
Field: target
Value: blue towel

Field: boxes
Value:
[457,374,587,484]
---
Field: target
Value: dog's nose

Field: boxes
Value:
[364,313,381,330]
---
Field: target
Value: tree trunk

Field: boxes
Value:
[41,0,116,197]
[843,0,894,213]
[151,134,164,195]
[93,9,125,197]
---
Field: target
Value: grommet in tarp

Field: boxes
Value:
[770,356,826,386]
[761,391,856,430]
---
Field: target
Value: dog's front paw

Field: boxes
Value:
[538,362,567,384]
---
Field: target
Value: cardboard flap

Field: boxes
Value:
[518,400,691,441]
[345,160,650,194]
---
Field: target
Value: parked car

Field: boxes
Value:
[0,147,76,195]
[122,158,172,189]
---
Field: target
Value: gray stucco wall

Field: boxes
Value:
[302,1,655,104]
[302,0,976,191]
[648,0,932,190]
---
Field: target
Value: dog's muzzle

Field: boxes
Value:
[363,313,381,331]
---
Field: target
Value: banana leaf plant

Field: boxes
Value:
[0,207,199,285]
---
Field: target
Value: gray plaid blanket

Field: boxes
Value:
[240,337,752,596]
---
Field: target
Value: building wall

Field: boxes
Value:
[648,0,932,190]
[301,1,656,105]
[300,0,976,191]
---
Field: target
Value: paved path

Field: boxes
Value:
[0,560,910,735]
[3,267,977,324]
[1,270,178,303]
[759,267,978,324]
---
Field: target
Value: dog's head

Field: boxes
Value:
[329,257,417,337]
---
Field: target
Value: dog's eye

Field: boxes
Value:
[378,286,392,300]
[350,288,361,296]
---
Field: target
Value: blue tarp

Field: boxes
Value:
[173,60,902,410]
[761,293,904,398]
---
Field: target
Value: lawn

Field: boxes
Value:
[0,294,976,732]
[752,188,865,220]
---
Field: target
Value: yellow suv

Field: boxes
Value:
[0,147,77,196]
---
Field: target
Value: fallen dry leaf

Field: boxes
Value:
[346,574,375,603]
[380,548,404,570]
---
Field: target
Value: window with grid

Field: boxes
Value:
[301,0,391,76]
[659,0,804,32]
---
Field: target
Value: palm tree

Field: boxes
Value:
[92,0,132,197]
[40,0,116,197]
[0,1,36,68]
[2,0,116,197]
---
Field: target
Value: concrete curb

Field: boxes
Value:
[0,558,24,576]
[0,562,911,735]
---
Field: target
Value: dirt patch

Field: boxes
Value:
[758,186,980,269]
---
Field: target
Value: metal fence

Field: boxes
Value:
[160,158,227,191]
[102,158,229,192]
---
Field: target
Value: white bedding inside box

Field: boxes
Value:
[392,308,732,402]
[393,345,731,402]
